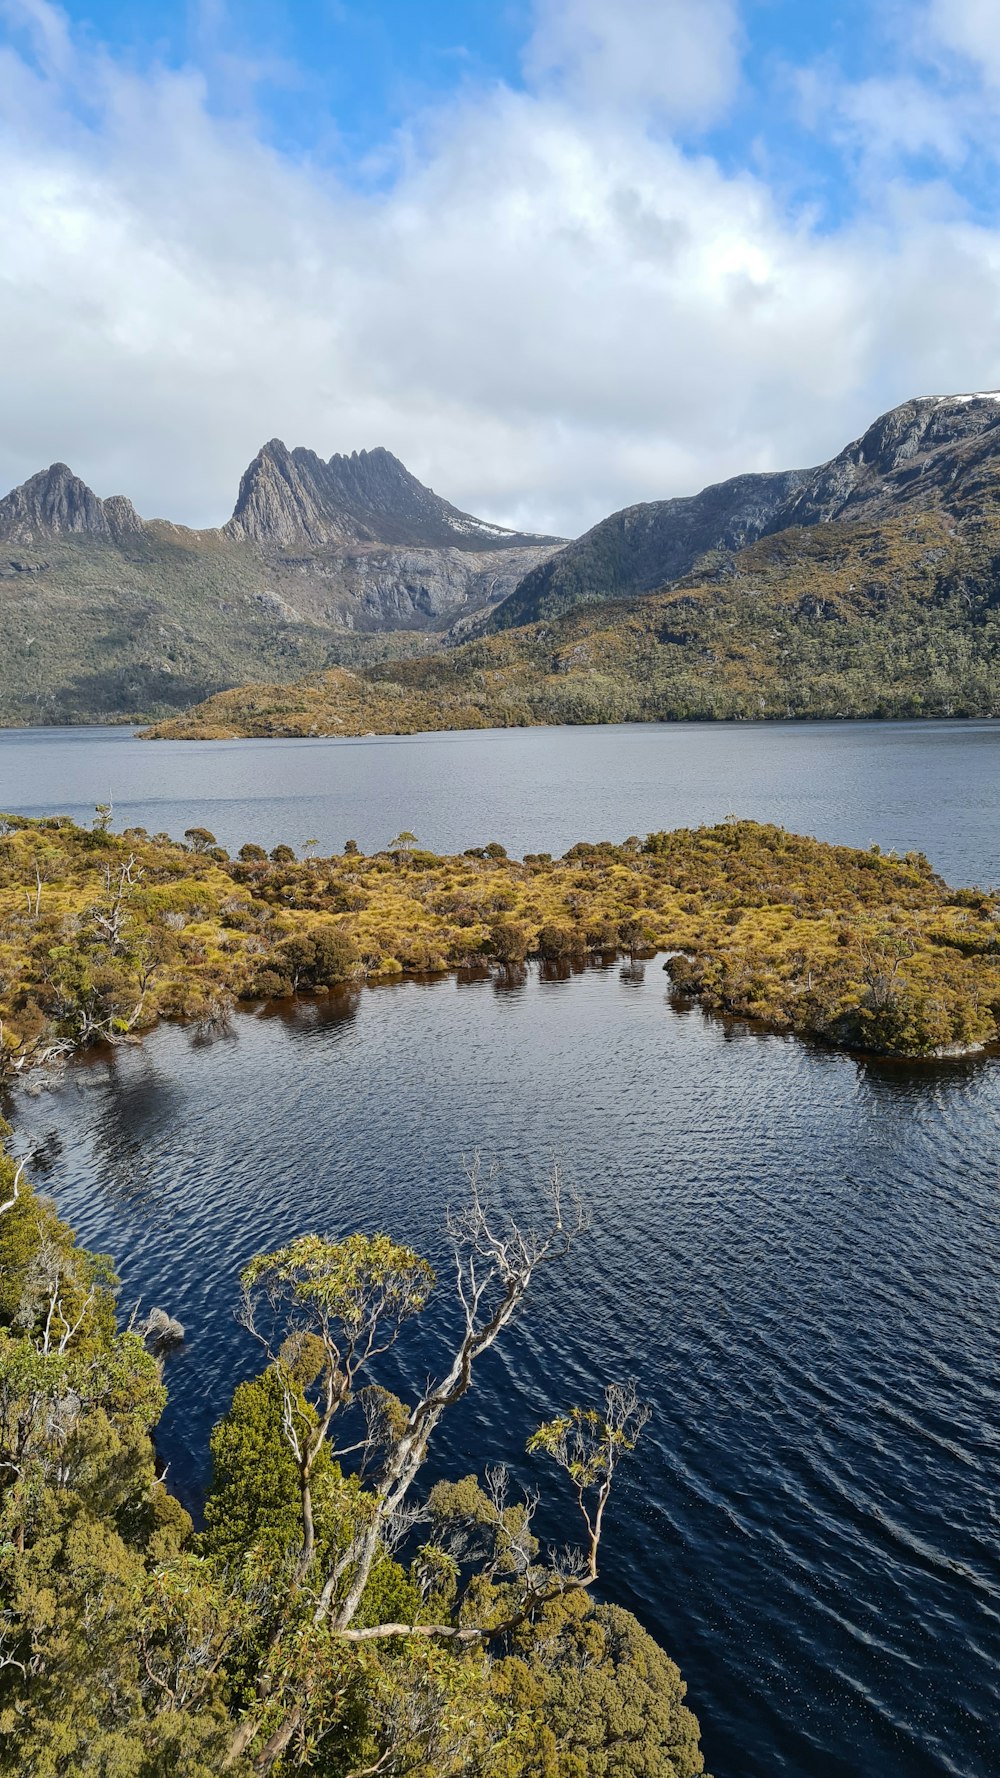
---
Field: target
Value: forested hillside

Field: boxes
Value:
[148,504,1000,735]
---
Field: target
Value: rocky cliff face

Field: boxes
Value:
[489,391,1000,631]
[0,444,565,722]
[266,542,564,630]
[0,463,142,546]
[0,446,564,642]
[216,439,563,630]
[226,440,559,552]
[775,393,1000,528]
[490,468,808,631]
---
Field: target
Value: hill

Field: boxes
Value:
[145,498,1000,736]
[0,452,562,724]
[488,391,1000,630]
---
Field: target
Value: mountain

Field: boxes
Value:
[0,448,563,724]
[489,469,808,630]
[774,391,1000,527]
[0,462,143,546]
[146,391,1000,738]
[489,391,1000,630]
[146,502,1000,737]
[226,441,551,551]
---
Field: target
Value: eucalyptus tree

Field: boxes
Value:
[222,1165,648,1773]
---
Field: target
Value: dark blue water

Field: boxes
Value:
[5,722,1000,1777]
[12,965,1000,1778]
[2,718,1000,884]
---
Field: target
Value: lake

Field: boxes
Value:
[3,717,1000,882]
[5,721,1000,1778]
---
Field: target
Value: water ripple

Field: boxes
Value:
[11,960,1000,1778]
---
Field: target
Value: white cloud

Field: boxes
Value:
[926,0,1000,87]
[2,0,1000,537]
[798,69,970,168]
[524,0,744,126]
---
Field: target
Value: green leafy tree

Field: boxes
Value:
[491,1591,708,1778]
[272,927,360,994]
[185,827,218,853]
[0,1140,712,1778]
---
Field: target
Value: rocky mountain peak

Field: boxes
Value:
[225,441,563,553]
[0,463,142,546]
[773,391,1000,531]
[859,392,1000,463]
[224,440,335,549]
[488,387,1000,632]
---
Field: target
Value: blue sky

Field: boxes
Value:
[20,0,991,218]
[2,0,1000,531]
[7,1,533,164]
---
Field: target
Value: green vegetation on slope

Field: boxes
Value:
[145,508,1000,737]
[0,1141,709,1775]
[1,812,997,1065]
[142,666,491,738]
[0,530,439,726]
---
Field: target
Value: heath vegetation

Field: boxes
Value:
[0,812,998,1072]
[145,509,1000,738]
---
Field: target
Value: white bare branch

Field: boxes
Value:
[0,1158,25,1220]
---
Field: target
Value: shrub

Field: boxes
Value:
[490,920,530,965]
[274,924,359,991]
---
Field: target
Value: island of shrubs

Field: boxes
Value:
[1,811,998,1081]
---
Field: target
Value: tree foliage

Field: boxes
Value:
[0,1145,712,1778]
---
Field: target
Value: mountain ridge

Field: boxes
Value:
[0,462,143,548]
[224,441,558,551]
[0,443,560,552]
[0,444,564,722]
[488,390,1000,631]
[144,388,1000,738]
[9,388,1000,728]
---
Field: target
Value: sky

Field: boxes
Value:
[3,0,1000,536]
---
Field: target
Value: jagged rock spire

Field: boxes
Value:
[225,441,559,551]
[0,463,142,546]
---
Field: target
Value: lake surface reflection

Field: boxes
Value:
[11,960,1000,1778]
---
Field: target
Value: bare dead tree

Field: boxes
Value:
[224,1161,597,1772]
[91,855,142,953]
[0,1158,25,1220]
[25,860,43,922]
[0,1021,76,1084]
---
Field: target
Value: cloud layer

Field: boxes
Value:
[1,0,1000,536]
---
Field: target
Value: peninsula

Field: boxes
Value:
[2,813,996,1069]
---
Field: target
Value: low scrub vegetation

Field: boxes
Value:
[1,812,998,1068]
